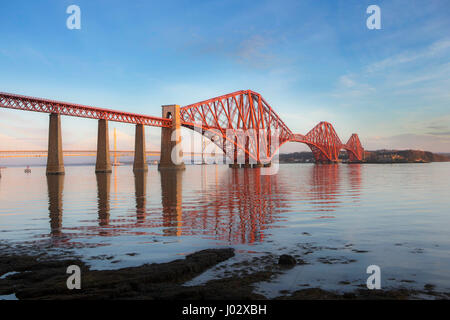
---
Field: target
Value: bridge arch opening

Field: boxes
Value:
[180,125,270,165]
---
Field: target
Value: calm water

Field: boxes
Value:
[1,163,449,294]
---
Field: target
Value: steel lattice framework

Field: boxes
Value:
[291,122,343,162]
[0,92,172,127]
[180,90,293,163]
[0,90,364,162]
[180,90,364,162]
[343,134,364,162]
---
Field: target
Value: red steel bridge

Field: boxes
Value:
[0,90,364,170]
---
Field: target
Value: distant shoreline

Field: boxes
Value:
[279,149,450,164]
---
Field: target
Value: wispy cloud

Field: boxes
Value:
[365,39,450,73]
[173,31,282,70]
[233,35,276,68]
[427,131,450,136]
[332,74,376,99]
[332,37,450,103]
[0,45,52,66]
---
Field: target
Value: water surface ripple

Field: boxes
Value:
[1,163,449,293]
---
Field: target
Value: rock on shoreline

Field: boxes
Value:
[1,247,448,300]
[0,248,236,300]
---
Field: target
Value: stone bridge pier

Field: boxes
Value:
[133,123,148,172]
[158,105,185,171]
[95,119,112,173]
[46,113,64,175]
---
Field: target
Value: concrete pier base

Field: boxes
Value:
[158,104,185,171]
[133,124,148,172]
[228,137,239,169]
[46,113,65,175]
[222,135,227,164]
[244,137,250,167]
[95,119,112,173]
[252,162,263,168]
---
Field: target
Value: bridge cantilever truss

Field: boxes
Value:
[180,90,364,163]
[0,90,364,163]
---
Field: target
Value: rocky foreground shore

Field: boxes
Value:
[1,245,448,300]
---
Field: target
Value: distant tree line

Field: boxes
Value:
[279,150,450,163]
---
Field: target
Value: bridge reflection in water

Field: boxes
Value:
[160,170,183,237]
[96,173,111,228]
[134,171,147,223]
[46,174,64,236]
[45,164,362,245]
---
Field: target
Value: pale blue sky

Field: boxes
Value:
[0,0,449,153]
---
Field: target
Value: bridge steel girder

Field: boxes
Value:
[0,92,172,127]
[179,90,364,163]
[344,133,364,162]
[0,90,365,164]
[179,90,293,164]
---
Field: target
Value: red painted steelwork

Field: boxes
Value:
[180,90,364,162]
[0,90,364,162]
[343,134,365,162]
[0,92,172,127]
